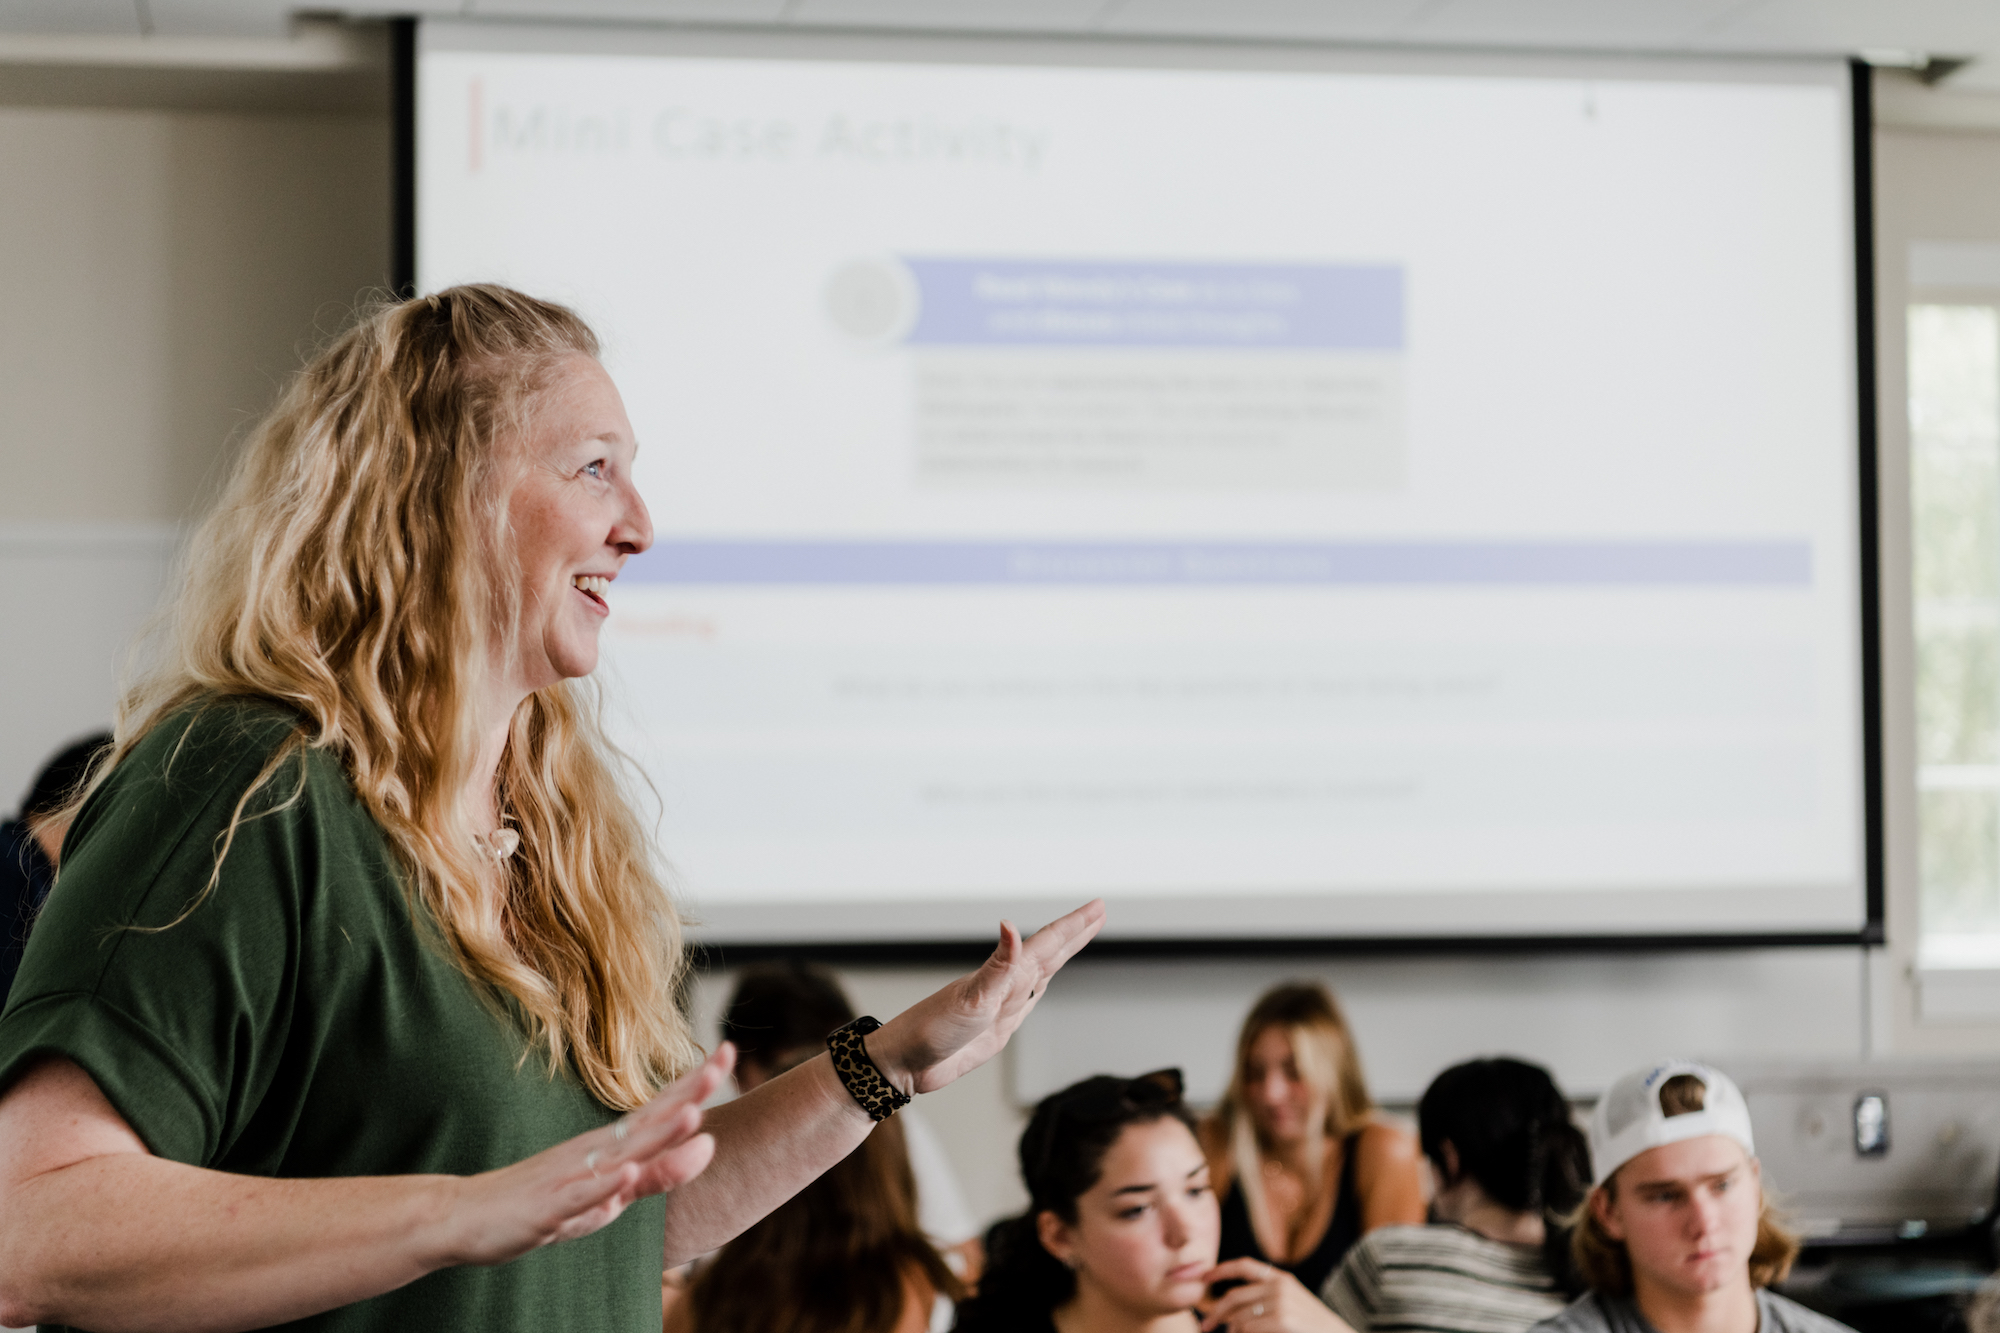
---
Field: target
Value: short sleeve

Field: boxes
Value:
[0,705,313,1167]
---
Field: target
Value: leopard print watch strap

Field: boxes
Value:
[826,1015,912,1122]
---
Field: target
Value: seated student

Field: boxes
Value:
[0,733,111,1003]
[955,1069,1349,1333]
[667,1082,959,1333]
[721,961,985,1279]
[1203,984,1426,1297]
[1324,1057,1588,1332]
[1532,1060,1854,1333]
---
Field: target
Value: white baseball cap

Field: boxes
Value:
[1588,1059,1756,1187]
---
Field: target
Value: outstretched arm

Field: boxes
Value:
[0,900,1105,1325]
[660,899,1105,1261]
[0,1047,731,1333]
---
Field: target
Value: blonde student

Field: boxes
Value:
[1532,1060,1854,1333]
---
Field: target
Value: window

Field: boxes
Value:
[1911,303,2000,967]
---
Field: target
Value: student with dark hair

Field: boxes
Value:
[957,1070,1348,1333]
[1323,1057,1588,1332]
[0,733,111,1001]
[721,961,857,1086]
[712,962,983,1290]
[1533,1060,1852,1333]
[667,1090,962,1333]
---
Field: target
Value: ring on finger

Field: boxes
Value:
[1253,1304,1265,1318]
[585,1149,602,1177]
[613,1118,629,1142]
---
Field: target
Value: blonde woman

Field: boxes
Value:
[0,286,1103,1333]
[1201,984,1424,1296]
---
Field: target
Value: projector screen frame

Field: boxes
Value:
[403,24,1886,959]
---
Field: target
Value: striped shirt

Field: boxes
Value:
[1322,1225,1569,1333]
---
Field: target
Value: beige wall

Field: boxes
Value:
[0,104,390,523]
[0,99,389,800]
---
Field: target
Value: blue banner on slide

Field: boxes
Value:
[901,259,1403,349]
[622,540,1809,586]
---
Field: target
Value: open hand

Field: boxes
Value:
[439,1044,737,1267]
[869,900,1106,1095]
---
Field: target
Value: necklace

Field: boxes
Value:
[475,827,521,861]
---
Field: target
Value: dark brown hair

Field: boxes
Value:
[955,1071,1195,1333]
[722,960,854,1073]
[1420,1057,1589,1295]
[684,1113,962,1333]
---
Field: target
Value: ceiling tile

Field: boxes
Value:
[144,0,292,37]
[0,0,140,34]
[1403,0,1746,50]
[1701,0,2000,55]
[468,0,790,21]
[334,3,475,16]
[786,0,1105,32]
[1101,0,1433,43]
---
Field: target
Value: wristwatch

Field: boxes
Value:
[825,1015,912,1122]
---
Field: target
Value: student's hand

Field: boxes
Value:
[438,1044,736,1267]
[1197,1259,1357,1333]
[866,900,1106,1095]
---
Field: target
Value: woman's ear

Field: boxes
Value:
[1037,1210,1079,1272]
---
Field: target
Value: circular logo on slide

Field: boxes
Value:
[822,257,920,345]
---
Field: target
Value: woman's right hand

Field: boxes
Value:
[438,1044,736,1267]
[1197,1260,1356,1333]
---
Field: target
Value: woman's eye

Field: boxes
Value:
[583,460,605,480]
[1118,1205,1147,1220]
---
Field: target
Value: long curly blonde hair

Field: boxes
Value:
[88,284,698,1111]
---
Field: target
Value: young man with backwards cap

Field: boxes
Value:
[1530,1059,1852,1333]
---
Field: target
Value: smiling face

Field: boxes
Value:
[1594,1135,1762,1304]
[500,354,651,697]
[1243,1026,1324,1146]
[1039,1117,1220,1321]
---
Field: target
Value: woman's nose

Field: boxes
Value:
[1161,1201,1189,1248]
[612,482,653,554]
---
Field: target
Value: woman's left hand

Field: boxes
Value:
[866,899,1106,1095]
[1197,1259,1357,1333]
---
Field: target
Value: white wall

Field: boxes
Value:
[6,62,2000,1240]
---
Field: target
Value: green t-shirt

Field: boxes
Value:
[0,700,666,1332]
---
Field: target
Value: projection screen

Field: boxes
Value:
[417,21,1873,945]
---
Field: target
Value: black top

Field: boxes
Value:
[1217,1131,1365,1297]
[0,819,53,1005]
